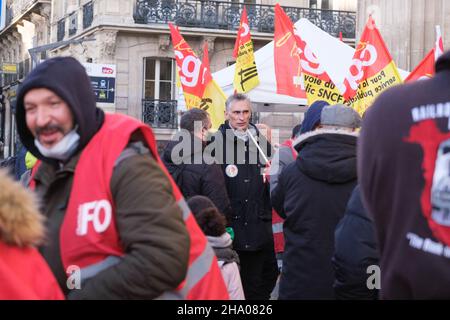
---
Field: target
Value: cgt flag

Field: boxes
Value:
[274,4,305,99]
[405,49,435,82]
[293,25,345,105]
[169,23,209,109]
[405,25,444,82]
[233,6,260,93]
[340,16,402,115]
[200,41,226,130]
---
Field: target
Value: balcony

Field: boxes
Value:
[142,99,178,129]
[133,0,356,39]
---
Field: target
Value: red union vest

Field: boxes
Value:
[31,113,229,300]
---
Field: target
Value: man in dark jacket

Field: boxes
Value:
[15,57,190,299]
[214,93,278,300]
[359,51,450,299]
[332,185,380,300]
[272,104,361,299]
[162,108,232,217]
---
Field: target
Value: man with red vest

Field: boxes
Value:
[15,57,228,299]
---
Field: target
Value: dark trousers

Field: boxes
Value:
[236,244,279,300]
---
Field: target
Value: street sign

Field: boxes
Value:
[1,63,17,74]
[90,77,116,104]
[82,63,116,104]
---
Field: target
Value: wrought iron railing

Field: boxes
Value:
[83,1,94,29]
[57,19,65,41]
[133,0,356,38]
[142,99,178,129]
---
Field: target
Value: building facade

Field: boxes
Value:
[1,0,356,158]
[357,0,449,71]
[0,0,51,158]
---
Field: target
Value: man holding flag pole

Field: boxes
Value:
[214,92,278,300]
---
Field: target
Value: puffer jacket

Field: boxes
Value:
[0,169,64,300]
[208,233,245,300]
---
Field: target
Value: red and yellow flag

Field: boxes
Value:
[169,23,208,109]
[405,25,444,82]
[273,4,306,99]
[293,25,345,105]
[200,41,225,129]
[341,16,402,115]
[233,7,260,93]
[405,49,435,82]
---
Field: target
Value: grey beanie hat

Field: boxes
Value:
[320,104,362,129]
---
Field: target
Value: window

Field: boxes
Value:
[322,0,332,10]
[143,58,176,100]
[69,12,77,36]
[310,0,333,9]
[83,1,94,29]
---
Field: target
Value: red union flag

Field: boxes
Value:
[274,4,305,98]
[405,25,444,83]
[435,25,444,60]
[341,16,402,115]
[405,49,435,82]
[233,6,259,93]
[290,21,345,104]
[199,41,225,130]
[169,23,208,108]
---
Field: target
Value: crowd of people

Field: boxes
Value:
[1,51,450,299]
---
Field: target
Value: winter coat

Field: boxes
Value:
[162,135,232,218]
[208,233,245,300]
[271,129,358,299]
[15,57,190,299]
[0,170,64,300]
[332,185,380,300]
[359,50,450,299]
[215,122,274,251]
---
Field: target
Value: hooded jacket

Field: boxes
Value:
[359,51,450,299]
[0,170,64,300]
[162,135,232,218]
[15,57,190,299]
[271,129,358,299]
